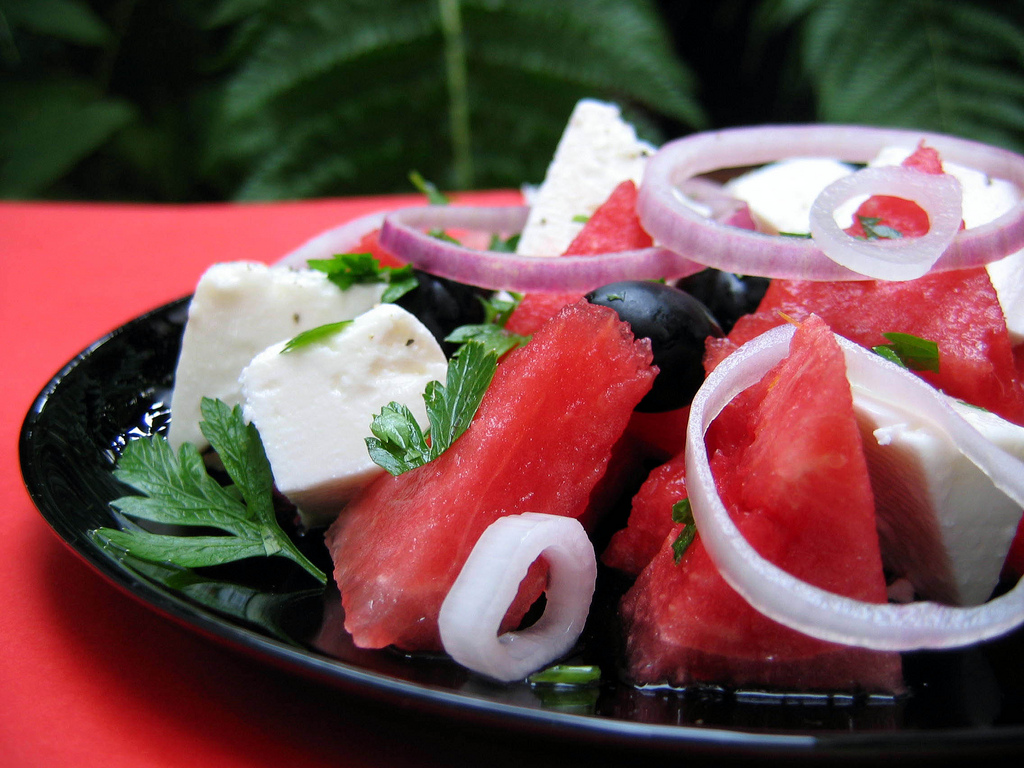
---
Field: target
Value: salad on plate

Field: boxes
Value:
[96,99,1024,697]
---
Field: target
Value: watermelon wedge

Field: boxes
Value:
[621,315,903,692]
[325,300,656,651]
[708,267,1024,426]
[505,180,653,336]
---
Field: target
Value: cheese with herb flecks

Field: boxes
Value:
[168,261,384,451]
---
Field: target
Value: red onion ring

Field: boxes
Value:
[378,205,706,291]
[437,512,597,682]
[275,210,386,268]
[685,323,1024,651]
[639,125,1024,280]
[809,165,963,279]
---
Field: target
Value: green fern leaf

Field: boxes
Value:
[768,0,1024,153]
[204,0,705,200]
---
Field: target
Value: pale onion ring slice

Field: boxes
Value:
[438,512,597,682]
[379,205,706,291]
[809,165,963,279]
[639,125,1024,281]
[684,323,1024,651]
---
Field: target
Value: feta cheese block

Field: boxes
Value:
[724,158,854,235]
[168,261,385,450]
[240,303,448,527]
[515,99,654,256]
[854,387,1024,606]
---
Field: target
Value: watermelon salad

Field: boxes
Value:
[113,99,1024,696]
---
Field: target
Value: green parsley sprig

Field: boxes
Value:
[445,292,530,360]
[94,398,326,583]
[308,252,418,303]
[366,340,497,475]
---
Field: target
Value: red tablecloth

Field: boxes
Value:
[1,193,647,767]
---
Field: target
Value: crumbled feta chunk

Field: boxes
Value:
[854,388,1024,606]
[240,304,447,527]
[515,99,654,256]
[168,261,384,450]
[724,158,854,235]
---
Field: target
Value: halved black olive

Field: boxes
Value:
[678,268,769,334]
[396,270,488,356]
[586,281,723,412]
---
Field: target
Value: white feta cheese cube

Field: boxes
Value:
[240,303,448,527]
[168,261,384,450]
[854,388,1024,606]
[515,99,654,256]
[724,158,854,235]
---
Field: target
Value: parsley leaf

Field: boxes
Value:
[366,341,498,475]
[671,498,696,564]
[280,320,353,354]
[307,252,418,303]
[445,324,530,359]
[409,170,450,205]
[488,232,520,252]
[445,292,530,359]
[856,215,903,241]
[94,398,326,583]
[872,332,940,372]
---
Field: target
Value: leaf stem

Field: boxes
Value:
[438,0,473,189]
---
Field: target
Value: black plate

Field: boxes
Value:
[19,297,1024,760]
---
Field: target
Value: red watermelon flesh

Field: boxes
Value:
[354,229,407,268]
[844,141,944,240]
[602,450,688,577]
[325,300,656,651]
[621,315,903,692]
[711,268,1024,426]
[505,180,653,336]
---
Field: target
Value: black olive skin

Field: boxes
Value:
[396,270,488,356]
[678,268,769,334]
[586,281,723,412]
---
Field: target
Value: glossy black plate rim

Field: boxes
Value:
[19,297,1024,760]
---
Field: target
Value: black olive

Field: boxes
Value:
[396,269,488,356]
[678,268,769,334]
[586,281,723,412]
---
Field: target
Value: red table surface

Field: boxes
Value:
[1,192,664,768]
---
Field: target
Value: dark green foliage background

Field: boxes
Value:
[2,0,1021,201]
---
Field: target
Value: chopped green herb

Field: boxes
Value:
[366,341,498,475]
[446,291,530,359]
[527,664,601,685]
[778,231,813,239]
[872,332,940,372]
[446,323,530,359]
[280,320,353,353]
[409,170,450,205]
[431,230,462,245]
[307,252,418,303]
[571,214,590,224]
[479,291,523,327]
[94,398,326,583]
[488,232,520,252]
[671,498,696,564]
[856,215,904,241]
